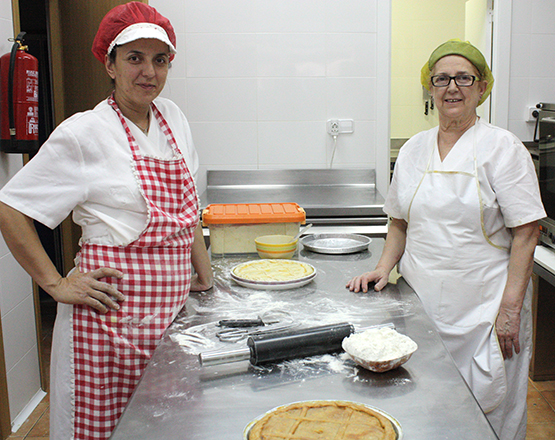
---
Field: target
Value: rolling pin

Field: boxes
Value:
[199,322,354,367]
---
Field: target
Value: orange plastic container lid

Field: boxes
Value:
[202,203,306,225]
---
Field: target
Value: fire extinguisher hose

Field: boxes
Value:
[7,32,27,139]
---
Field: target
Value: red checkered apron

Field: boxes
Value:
[71,95,199,439]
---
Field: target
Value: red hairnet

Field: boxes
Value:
[92,1,176,63]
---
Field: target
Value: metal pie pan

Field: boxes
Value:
[243,400,402,440]
[301,233,372,254]
[230,260,316,290]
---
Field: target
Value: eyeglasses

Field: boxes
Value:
[430,74,477,87]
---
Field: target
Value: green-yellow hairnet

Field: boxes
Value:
[420,39,494,106]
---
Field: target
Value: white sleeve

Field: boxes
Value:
[0,124,88,229]
[491,136,546,228]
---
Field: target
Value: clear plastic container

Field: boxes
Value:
[202,203,306,256]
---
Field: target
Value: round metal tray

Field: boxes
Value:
[230,260,316,290]
[243,400,402,439]
[300,233,372,254]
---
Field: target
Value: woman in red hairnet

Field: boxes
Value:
[0,2,213,438]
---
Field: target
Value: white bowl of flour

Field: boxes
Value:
[342,327,418,373]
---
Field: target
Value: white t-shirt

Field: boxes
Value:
[384,118,546,230]
[0,97,199,246]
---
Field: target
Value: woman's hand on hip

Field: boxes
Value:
[346,268,388,293]
[49,268,125,314]
[495,306,521,359]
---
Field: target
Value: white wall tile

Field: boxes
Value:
[326,77,376,121]
[150,0,185,34]
[182,0,258,33]
[530,0,555,35]
[507,77,531,123]
[155,0,384,176]
[7,347,40,422]
[186,34,257,78]
[257,78,327,121]
[161,78,188,113]
[168,34,187,79]
[258,121,327,166]
[528,78,555,109]
[257,34,326,77]
[2,295,37,372]
[0,5,10,22]
[326,33,376,78]
[325,0,378,33]
[511,0,532,34]
[256,0,327,33]
[0,18,11,55]
[0,254,33,317]
[326,120,376,166]
[189,122,258,166]
[529,34,555,78]
[186,78,257,122]
[509,34,531,78]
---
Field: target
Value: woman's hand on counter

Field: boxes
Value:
[49,268,125,314]
[346,268,389,293]
[189,273,213,292]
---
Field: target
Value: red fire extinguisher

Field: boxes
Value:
[0,32,39,154]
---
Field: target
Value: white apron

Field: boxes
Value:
[399,124,511,413]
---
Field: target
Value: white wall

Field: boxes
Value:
[0,0,42,428]
[149,0,390,195]
[506,0,555,142]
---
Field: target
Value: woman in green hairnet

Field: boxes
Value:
[348,39,545,440]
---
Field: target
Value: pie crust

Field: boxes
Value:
[247,400,397,440]
[233,259,314,282]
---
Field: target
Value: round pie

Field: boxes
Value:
[247,400,397,440]
[232,260,315,282]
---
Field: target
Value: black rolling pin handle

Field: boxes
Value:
[247,322,354,366]
[218,318,264,328]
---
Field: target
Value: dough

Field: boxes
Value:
[233,260,314,282]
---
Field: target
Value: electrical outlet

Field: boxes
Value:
[327,119,340,135]
[528,106,539,122]
[327,119,354,135]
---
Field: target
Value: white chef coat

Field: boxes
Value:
[0,96,199,246]
[386,119,544,231]
[385,118,545,440]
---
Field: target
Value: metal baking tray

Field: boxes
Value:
[300,233,372,254]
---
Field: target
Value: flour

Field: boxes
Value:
[342,327,417,362]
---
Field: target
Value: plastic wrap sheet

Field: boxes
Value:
[169,252,415,373]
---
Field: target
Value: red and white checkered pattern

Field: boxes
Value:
[71,96,198,439]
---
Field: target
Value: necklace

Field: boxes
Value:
[137,123,149,135]
[131,113,150,136]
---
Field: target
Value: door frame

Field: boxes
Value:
[490,0,513,129]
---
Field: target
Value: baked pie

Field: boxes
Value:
[247,400,397,440]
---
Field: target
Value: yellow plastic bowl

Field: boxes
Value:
[255,235,298,259]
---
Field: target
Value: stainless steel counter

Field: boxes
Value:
[110,239,497,439]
